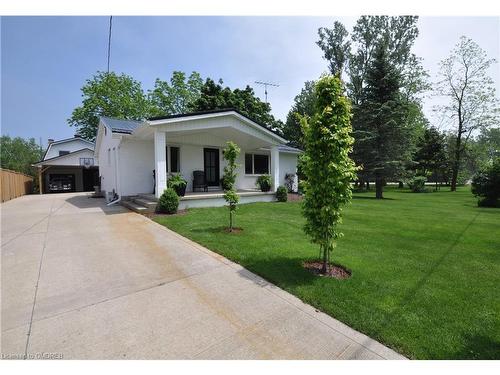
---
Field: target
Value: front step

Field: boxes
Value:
[122,200,149,214]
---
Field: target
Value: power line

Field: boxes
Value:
[107,16,113,73]
[254,81,279,104]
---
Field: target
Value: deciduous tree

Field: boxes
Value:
[434,36,499,191]
[301,75,358,273]
[68,71,149,141]
[148,71,203,117]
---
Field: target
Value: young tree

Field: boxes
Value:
[357,40,414,199]
[190,78,284,135]
[148,71,203,117]
[301,75,358,274]
[434,36,499,191]
[68,71,150,141]
[222,141,240,232]
[283,81,316,149]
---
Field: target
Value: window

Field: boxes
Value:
[165,146,180,173]
[245,154,253,174]
[245,153,269,175]
[59,150,70,156]
[170,147,180,173]
[254,154,269,174]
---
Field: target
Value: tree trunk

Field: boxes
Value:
[229,210,233,232]
[398,181,404,189]
[375,176,383,199]
[451,111,464,192]
[366,181,370,190]
[321,245,328,274]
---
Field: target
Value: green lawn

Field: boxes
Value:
[154,187,500,359]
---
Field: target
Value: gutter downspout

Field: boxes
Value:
[107,141,122,206]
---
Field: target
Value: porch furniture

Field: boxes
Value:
[193,170,208,192]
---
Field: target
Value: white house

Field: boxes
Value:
[95,109,301,209]
[34,136,99,193]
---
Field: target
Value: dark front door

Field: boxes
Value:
[82,167,99,191]
[203,148,220,187]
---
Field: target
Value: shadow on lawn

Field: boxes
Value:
[448,333,500,360]
[352,195,396,201]
[236,256,318,289]
[372,211,482,358]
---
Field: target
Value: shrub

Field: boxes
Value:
[471,158,500,207]
[408,176,428,193]
[167,173,187,196]
[276,186,288,202]
[256,174,272,192]
[157,188,179,214]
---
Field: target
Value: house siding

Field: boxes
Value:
[45,138,94,160]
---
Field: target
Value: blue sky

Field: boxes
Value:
[1,16,499,146]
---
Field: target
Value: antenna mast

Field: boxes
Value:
[107,16,113,73]
[254,81,279,104]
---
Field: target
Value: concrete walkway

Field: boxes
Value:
[1,193,405,359]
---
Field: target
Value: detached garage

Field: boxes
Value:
[34,136,99,193]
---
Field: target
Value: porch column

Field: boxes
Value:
[271,145,280,192]
[154,130,167,198]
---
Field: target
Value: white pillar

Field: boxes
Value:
[271,145,280,192]
[154,130,167,198]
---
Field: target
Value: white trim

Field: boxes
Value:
[33,148,95,166]
[147,111,287,144]
[244,152,270,175]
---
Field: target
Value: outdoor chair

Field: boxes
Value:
[193,170,208,192]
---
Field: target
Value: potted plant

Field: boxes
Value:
[167,173,187,197]
[256,174,272,192]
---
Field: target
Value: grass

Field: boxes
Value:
[154,187,500,359]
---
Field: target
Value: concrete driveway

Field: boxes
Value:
[1,193,404,359]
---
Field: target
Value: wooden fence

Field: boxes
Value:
[1,168,34,202]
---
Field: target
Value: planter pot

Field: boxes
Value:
[174,185,186,197]
[260,183,271,192]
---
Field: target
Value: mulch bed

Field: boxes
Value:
[223,227,243,233]
[287,193,303,202]
[303,261,352,279]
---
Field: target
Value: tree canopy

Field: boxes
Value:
[434,36,500,191]
[284,81,316,149]
[68,71,150,141]
[0,135,42,176]
[148,71,203,118]
[190,78,284,135]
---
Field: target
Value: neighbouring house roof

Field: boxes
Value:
[34,148,95,167]
[100,117,143,134]
[148,108,286,141]
[42,136,95,160]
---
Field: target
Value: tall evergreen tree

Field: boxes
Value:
[357,41,413,199]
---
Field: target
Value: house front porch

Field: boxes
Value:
[122,189,276,213]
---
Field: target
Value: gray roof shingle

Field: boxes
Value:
[100,117,143,134]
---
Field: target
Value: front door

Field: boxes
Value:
[203,148,220,187]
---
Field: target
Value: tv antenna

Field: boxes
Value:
[254,81,279,104]
[107,16,113,73]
